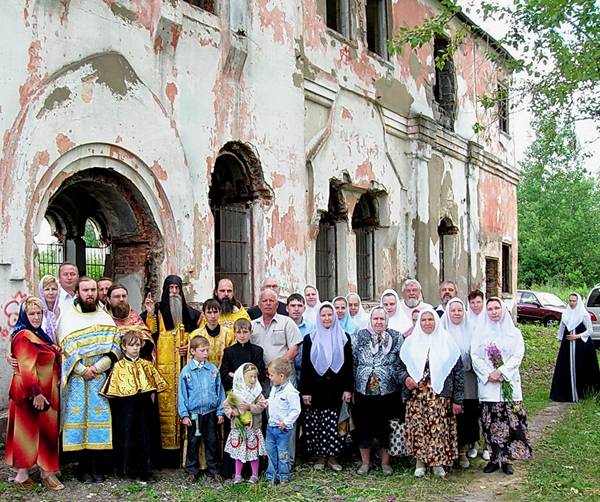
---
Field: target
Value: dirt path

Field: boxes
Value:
[444,401,572,502]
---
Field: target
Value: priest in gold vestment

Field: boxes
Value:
[142,275,200,453]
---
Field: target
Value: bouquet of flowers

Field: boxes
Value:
[226,390,253,441]
[486,343,514,404]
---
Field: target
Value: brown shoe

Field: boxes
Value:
[14,478,35,488]
[41,474,65,491]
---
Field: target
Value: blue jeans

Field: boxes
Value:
[266,426,292,481]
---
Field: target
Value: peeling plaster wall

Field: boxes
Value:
[0,0,518,406]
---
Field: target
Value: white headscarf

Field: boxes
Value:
[303,284,321,325]
[442,298,472,365]
[466,298,486,338]
[231,363,263,404]
[400,307,461,394]
[561,293,590,332]
[346,292,370,331]
[380,289,412,334]
[309,302,348,376]
[471,297,522,363]
[367,306,393,355]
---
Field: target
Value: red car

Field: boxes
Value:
[516,290,566,327]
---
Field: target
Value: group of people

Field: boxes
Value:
[7,264,593,490]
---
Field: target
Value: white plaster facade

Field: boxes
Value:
[0,0,519,406]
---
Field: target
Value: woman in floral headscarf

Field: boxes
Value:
[352,306,407,475]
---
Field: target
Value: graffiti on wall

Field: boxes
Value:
[1,291,28,338]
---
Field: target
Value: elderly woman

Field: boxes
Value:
[333,296,357,336]
[400,308,464,478]
[39,275,61,343]
[471,298,532,475]
[352,306,407,475]
[550,293,600,402]
[5,297,63,490]
[299,302,353,471]
[442,298,480,468]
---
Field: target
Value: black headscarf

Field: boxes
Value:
[156,275,200,332]
[11,302,54,345]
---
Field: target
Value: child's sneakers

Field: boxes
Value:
[233,475,243,484]
[249,475,259,484]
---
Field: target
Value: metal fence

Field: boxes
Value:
[38,243,65,278]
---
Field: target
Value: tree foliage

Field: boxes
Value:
[518,115,600,287]
[389,0,600,128]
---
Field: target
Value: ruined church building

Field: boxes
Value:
[0,0,518,336]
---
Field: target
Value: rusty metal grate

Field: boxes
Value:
[316,220,337,302]
[214,205,251,306]
[356,227,375,300]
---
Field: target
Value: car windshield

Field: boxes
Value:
[536,293,566,308]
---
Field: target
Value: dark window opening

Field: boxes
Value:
[326,0,350,37]
[433,36,456,131]
[184,0,215,13]
[502,243,512,293]
[485,257,499,299]
[498,83,509,134]
[210,143,270,306]
[366,0,388,58]
[352,193,379,300]
[437,218,458,283]
[316,181,347,301]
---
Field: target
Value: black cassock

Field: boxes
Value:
[550,321,600,402]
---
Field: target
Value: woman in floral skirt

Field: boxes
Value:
[470,297,532,475]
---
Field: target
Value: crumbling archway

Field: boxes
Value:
[209,141,271,306]
[37,167,163,310]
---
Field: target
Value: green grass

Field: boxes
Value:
[507,395,600,502]
[519,323,558,415]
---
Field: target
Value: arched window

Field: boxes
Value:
[438,217,458,282]
[209,142,271,306]
[316,181,347,300]
[352,192,379,300]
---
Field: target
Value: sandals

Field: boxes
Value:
[41,474,65,490]
[14,478,35,488]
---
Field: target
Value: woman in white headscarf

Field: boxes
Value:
[299,302,353,471]
[471,297,532,476]
[352,306,407,475]
[442,298,480,469]
[303,285,320,325]
[346,293,370,331]
[466,289,486,337]
[380,289,412,334]
[550,293,600,402]
[400,307,463,478]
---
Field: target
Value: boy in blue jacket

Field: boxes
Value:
[178,335,225,481]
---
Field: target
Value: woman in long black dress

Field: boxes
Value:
[299,302,353,471]
[550,293,600,402]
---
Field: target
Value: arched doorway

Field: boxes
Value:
[209,142,271,306]
[438,217,459,283]
[35,168,163,310]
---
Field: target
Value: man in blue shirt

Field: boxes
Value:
[286,293,315,385]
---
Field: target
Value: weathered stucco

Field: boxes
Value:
[0,0,518,406]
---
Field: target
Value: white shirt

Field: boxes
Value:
[267,381,301,429]
[57,287,75,313]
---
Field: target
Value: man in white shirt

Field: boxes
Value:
[57,262,79,311]
[398,279,432,318]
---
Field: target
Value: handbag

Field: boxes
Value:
[388,418,406,456]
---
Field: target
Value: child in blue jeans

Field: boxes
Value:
[266,358,301,484]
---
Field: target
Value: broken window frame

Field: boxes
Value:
[365,0,389,59]
[433,36,457,131]
[501,242,512,294]
[498,82,509,134]
[183,0,215,14]
[326,0,351,38]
